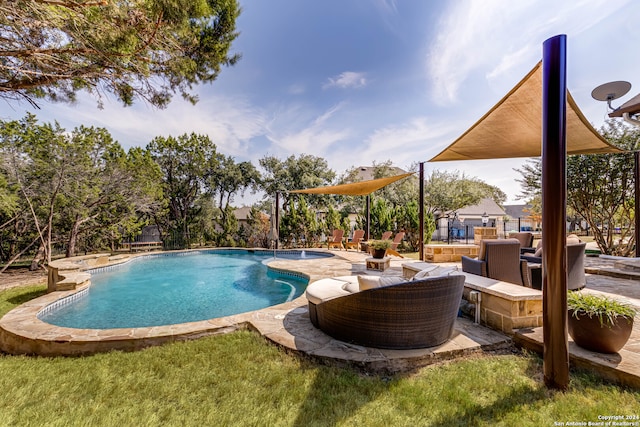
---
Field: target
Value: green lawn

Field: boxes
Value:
[0,285,638,426]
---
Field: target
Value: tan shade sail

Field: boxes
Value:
[430,62,623,162]
[290,172,414,196]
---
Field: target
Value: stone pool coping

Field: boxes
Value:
[0,249,353,356]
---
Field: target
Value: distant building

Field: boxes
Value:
[351,165,408,181]
[503,204,529,220]
[233,206,254,228]
[503,203,538,231]
[436,198,507,239]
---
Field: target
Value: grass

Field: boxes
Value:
[1,285,639,426]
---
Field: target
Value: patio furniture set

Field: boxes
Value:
[306,231,587,350]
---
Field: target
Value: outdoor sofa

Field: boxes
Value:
[306,269,465,349]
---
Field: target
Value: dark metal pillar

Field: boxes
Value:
[366,194,371,241]
[635,151,640,257]
[275,192,280,249]
[419,162,425,261]
[542,34,569,390]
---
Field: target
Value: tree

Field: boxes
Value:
[147,133,219,245]
[279,196,321,248]
[206,154,260,238]
[357,197,394,240]
[0,114,163,267]
[567,121,639,255]
[423,170,498,215]
[1,114,69,266]
[259,154,335,211]
[244,206,270,248]
[0,0,241,108]
[514,120,639,255]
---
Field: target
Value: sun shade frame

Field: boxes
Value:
[429,62,623,162]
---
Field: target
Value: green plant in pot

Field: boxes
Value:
[368,239,391,259]
[567,291,637,354]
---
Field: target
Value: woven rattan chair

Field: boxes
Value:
[310,274,465,349]
[521,242,586,290]
[508,232,534,253]
[461,238,531,286]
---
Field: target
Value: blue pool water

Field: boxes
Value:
[40,250,325,329]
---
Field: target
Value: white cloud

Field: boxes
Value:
[17,92,269,159]
[353,117,458,170]
[288,83,306,95]
[323,71,368,89]
[427,0,630,105]
[265,103,352,156]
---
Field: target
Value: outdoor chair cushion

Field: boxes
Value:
[357,275,404,291]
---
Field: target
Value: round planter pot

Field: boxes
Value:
[568,309,634,353]
[371,248,387,259]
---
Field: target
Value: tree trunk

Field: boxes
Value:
[66,220,81,257]
[30,244,45,271]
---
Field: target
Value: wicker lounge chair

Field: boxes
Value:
[308,274,465,349]
[521,241,586,290]
[461,238,531,287]
[327,229,345,250]
[345,229,365,251]
[508,232,534,253]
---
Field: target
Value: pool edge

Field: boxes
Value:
[0,248,342,356]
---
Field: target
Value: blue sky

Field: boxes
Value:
[1,0,638,205]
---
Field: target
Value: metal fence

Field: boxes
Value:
[431,218,590,244]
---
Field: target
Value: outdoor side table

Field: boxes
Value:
[366,257,390,272]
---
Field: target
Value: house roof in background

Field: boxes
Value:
[503,204,531,219]
[353,165,408,181]
[233,206,253,221]
[453,198,506,217]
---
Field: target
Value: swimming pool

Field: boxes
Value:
[39,249,328,329]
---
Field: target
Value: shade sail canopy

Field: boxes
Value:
[430,62,623,162]
[290,172,414,196]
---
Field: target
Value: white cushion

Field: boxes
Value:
[379,275,405,287]
[412,265,439,280]
[412,265,459,280]
[358,275,382,291]
[430,266,458,277]
[306,278,351,305]
[342,280,360,293]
